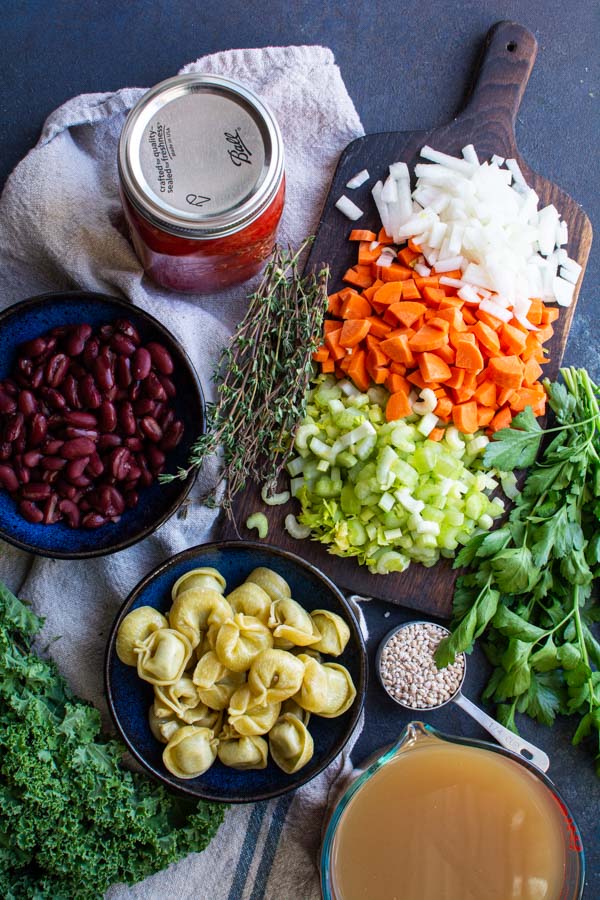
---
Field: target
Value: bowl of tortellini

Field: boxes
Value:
[105,540,367,802]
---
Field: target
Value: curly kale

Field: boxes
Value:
[0,581,225,899]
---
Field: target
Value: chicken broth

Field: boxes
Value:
[329,741,566,900]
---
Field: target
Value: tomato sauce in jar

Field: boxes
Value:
[118,74,285,293]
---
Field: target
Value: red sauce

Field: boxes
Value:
[121,177,285,294]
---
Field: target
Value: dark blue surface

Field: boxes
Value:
[0,292,203,557]
[105,541,367,802]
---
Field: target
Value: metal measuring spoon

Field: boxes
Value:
[376,621,550,772]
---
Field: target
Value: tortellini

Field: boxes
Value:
[248,649,305,704]
[269,714,314,774]
[136,628,192,686]
[169,588,233,649]
[227,582,272,624]
[163,726,218,779]
[215,614,273,672]
[116,606,168,666]
[296,656,357,718]
[126,563,357,778]
[309,610,350,657]
[171,567,227,600]
[228,685,281,736]
[217,725,268,770]
[268,597,320,647]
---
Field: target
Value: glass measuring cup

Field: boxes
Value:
[376,621,550,772]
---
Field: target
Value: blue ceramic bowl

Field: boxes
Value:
[105,541,368,803]
[0,291,204,558]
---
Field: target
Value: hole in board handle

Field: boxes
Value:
[506,41,517,52]
[520,748,534,761]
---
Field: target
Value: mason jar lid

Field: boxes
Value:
[118,74,284,239]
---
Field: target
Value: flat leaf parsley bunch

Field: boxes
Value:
[437,368,600,770]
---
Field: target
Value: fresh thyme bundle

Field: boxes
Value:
[0,580,224,899]
[436,368,600,771]
[162,242,329,511]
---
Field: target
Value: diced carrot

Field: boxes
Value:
[449,328,475,350]
[398,246,419,267]
[327,292,343,316]
[461,307,477,325]
[428,427,445,442]
[363,279,384,301]
[380,334,415,364]
[386,372,410,394]
[496,386,515,406]
[451,383,476,404]
[381,263,414,282]
[509,386,546,413]
[455,337,484,371]
[537,323,554,343]
[366,316,392,338]
[373,282,404,306]
[433,387,447,398]
[439,295,464,309]
[445,367,465,390]
[475,307,503,330]
[340,293,372,319]
[500,322,527,355]
[358,241,382,265]
[422,286,446,306]
[339,319,371,348]
[325,328,347,362]
[321,358,336,373]
[433,308,466,333]
[473,379,497,407]
[434,397,453,420]
[414,274,440,290]
[312,345,330,363]
[476,406,496,427]
[434,343,456,365]
[386,390,412,421]
[324,319,341,334]
[401,280,422,300]
[488,356,524,390]
[349,229,377,241]
[408,238,422,253]
[489,406,513,433]
[385,301,426,327]
[439,269,463,280]
[473,320,501,355]
[540,306,560,324]
[452,400,478,434]
[389,362,407,376]
[366,346,388,369]
[418,352,452,383]
[523,357,543,385]
[346,349,370,392]
[527,298,543,325]
[377,227,394,245]
[407,370,440,391]
[370,365,389,384]
[409,323,449,353]
[338,355,353,372]
[365,333,381,352]
[343,267,373,290]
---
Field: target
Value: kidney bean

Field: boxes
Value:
[0,442,12,462]
[124,490,138,508]
[146,445,165,473]
[21,482,51,502]
[0,389,17,414]
[14,462,30,485]
[18,390,38,416]
[62,375,82,409]
[132,348,151,381]
[23,450,43,468]
[86,453,104,478]
[137,455,153,487]
[59,499,81,528]
[132,397,155,416]
[79,498,91,512]
[157,408,174,432]
[147,342,174,375]
[42,438,64,455]
[129,380,142,401]
[20,336,48,358]
[118,401,136,436]
[145,371,168,401]
[157,373,176,399]
[18,358,34,381]
[160,419,184,451]
[64,323,92,356]
[96,485,125,516]
[41,456,67,471]
[104,385,118,403]
[66,457,90,480]
[63,411,96,429]
[63,437,97,460]
[30,366,45,390]
[83,512,108,528]
[98,433,122,452]
[56,481,78,500]
[125,436,143,452]
[82,336,100,368]
[92,356,114,392]
[110,332,136,356]
[45,388,67,411]
[80,375,102,409]
[109,447,131,481]
[0,465,19,492]
[42,469,59,484]
[64,427,99,442]
[4,412,24,442]
[140,416,163,442]
[68,473,92,489]
[45,353,69,388]
[115,356,132,389]
[28,413,47,447]
[115,319,141,345]
[42,493,60,525]
[98,400,117,432]
[19,501,44,524]
[4,379,18,395]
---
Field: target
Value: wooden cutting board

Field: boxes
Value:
[221,21,593,617]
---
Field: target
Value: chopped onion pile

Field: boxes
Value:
[370,145,580,317]
[288,376,505,574]
[346,169,370,189]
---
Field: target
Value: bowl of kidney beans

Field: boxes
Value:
[0,291,205,558]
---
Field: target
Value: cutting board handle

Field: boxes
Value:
[456,21,537,153]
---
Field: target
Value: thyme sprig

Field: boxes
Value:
[161,241,329,513]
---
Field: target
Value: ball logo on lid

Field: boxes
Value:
[225,129,253,167]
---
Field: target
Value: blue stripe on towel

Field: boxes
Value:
[228,802,269,900]
[249,794,294,900]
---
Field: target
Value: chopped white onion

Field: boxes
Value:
[346,169,370,189]
[461,144,479,165]
[369,240,380,251]
[376,254,393,268]
[491,154,505,166]
[439,276,464,288]
[335,195,363,221]
[433,256,464,273]
[479,298,513,322]
[505,158,528,191]
[413,263,431,277]
[553,277,575,307]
